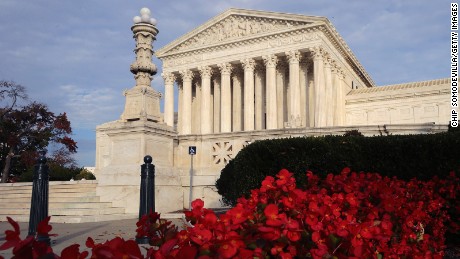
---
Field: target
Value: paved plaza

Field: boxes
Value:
[0,217,184,258]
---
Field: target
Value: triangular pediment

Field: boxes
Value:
[156,8,326,57]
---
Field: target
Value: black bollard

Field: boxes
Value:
[136,155,155,244]
[28,156,50,245]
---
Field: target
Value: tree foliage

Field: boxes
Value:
[0,80,77,182]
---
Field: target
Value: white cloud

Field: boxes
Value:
[56,84,123,129]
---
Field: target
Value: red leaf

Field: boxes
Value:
[160,239,178,255]
[60,244,82,258]
[120,240,143,259]
[37,216,56,237]
[85,237,95,248]
[0,217,21,250]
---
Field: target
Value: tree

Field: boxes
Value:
[0,81,77,182]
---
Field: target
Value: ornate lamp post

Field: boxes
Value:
[121,7,162,122]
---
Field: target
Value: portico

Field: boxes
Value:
[157,9,374,134]
[162,49,352,134]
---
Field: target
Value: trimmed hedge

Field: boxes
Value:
[216,131,460,205]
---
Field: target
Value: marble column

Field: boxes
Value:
[331,64,339,126]
[162,72,175,127]
[213,75,221,133]
[324,57,334,127]
[263,54,278,129]
[299,60,309,127]
[177,81,183,132]
[192,79,201,134]
[276,63,287,128]
[180,70,194,134]
[336,70,346,126]
[232,69,243,132]
[242,58,256,131]
[219,63,233,133]
[199,66,213,134]
[311,47,326,127]
[287,50,301,127]
[254,65,265,130]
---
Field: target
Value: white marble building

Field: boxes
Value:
[95,9,452,214]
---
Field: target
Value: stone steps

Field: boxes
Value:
[2,214,138,224]
[0,181,134,223]
[0,192,98,199]
[0,201,114,209]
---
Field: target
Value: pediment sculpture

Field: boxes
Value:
[170,14,312,52]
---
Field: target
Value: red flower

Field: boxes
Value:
[0,217,21,251]
[189,226,212,246]
[191,199,205,210]
[227,204,248,225]
[264,204,284,226]
[217,242,238,258]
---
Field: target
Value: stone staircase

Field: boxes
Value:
[0,180,137,223]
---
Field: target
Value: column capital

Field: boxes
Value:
[179,70,194,81]
[218,63,233,75]
[161,72,176,84]
[198,66,213,78]
[263,54,278,67]
[323,55,333,68]
[286,50,301,63]
[309,46,326,60]
[339,69,346,79]
[331,61,341,74]
[241,58,256,71]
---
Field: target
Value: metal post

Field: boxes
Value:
[187,146,196,210]
[136,155,155,244]
[28,156,50,245]
[189,154,193,209]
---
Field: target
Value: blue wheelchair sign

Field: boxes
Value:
[189,146,197,155]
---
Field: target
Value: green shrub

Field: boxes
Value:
[19,164,81,182]
[216,132,460,205]
[74,168,96,180]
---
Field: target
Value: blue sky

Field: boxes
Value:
[0,1,450,166]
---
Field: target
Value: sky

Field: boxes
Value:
[0,0,450,167]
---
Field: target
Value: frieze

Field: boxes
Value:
[171,15,311,53]
[163,31,319,69]
[163,55,203,68]
[268,33,318,47]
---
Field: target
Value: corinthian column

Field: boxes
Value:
[311,47,326,127]
[276,63,287,128]
[324,57,334,127]
[213,75,221,133]
[219,63,233,132]
[180,70,194,134]
[162,72,175,127]
[232,69,243,132]
[287,50,301,127]
[335,69,346,126]
[242,58,256,131]
[254,65,265,130]
[263,54,278,129]
[199,66,213,134]
[299,59,309,127]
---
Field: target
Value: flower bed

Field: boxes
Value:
[1,168,458,258]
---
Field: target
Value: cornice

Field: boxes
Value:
[346,78,450,104]
[157,8,326,56]
[348,78,450,95]
[156,8,375,88]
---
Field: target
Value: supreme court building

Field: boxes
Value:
[95,9,452,215]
